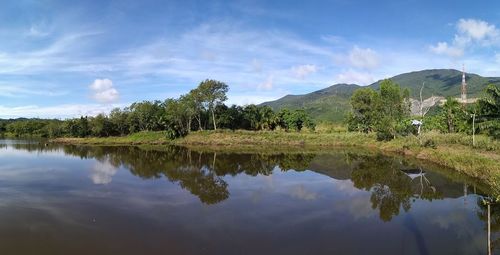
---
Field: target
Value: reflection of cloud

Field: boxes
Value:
[333,179,362,196]
[332,180,377,220]
[250,188,265,203]
[90,160,118,184]
[346,196,376,220]
[432,210,468,229]
[290,184,317,200]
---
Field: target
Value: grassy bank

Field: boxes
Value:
[52,129,500,195]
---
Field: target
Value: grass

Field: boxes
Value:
[54,131,170,145]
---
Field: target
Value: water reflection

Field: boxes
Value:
[9,143,491,213]
[90,159,118,185]
[2,141,497,254]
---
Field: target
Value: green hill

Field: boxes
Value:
[261,69,500,122]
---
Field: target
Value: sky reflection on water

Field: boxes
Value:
[0,140,496,255]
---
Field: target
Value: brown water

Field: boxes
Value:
[0,139,497,255]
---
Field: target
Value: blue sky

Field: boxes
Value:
[1,0,500,118]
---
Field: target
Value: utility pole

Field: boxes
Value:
[461,64,467,105]
[472,113,476,147]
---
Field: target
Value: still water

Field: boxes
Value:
[0,139,497,255]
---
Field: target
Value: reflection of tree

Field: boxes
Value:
[167,166,229,205]
[350,154,442,222]
[11,143,316,205]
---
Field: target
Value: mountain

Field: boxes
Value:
[261,69,500,122]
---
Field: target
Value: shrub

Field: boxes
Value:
[422,139,437,149]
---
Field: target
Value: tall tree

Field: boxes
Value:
[179,94,197,133]
[109,108,130,136]
[375,79,411,140]
[197,79,229,131]
[188,88,206,131]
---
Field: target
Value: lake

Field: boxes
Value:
[0,139,497,255]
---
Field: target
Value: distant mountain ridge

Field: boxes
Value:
[261,69,500,122]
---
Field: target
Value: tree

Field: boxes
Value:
[44,121,65,138]
[243,104,261,130]
[163,98,190,139]
[277,108,314,132]
[443,97,460,133]
[441,97,469,133]
[477,84,500,139]
[188,88,206,131]
[127,101,165,132]
[109,108,130,136]
[65,117,90,137]
[179,94,197,133]
[90,114,113,137]
[346,79,410,140]
[197,79,229,130]
[347,88,379,132]
[216,105,244,130]
[259,106,277,130]
[375,79,411,140]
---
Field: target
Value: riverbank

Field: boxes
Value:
[52,129,500,195]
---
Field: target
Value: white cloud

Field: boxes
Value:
[89,79,119,103]
[114,22,336,87]
[291,64,317,79]
[27,25,50,37]
[226,94,281,105]
[0,84,67,98]
[457,18,498,41]
[321,35,344,44]
[0,32,103,75]
[0,103,123,119]
[430,19,500,57]
[336,69,375,85]
[429,42,464,57]
[348,46,379,69]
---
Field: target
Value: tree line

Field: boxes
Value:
[0,79,315,138]
[347,79,500,140]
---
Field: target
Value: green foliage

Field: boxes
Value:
[127,100,165,132]
[109,108,130,136]
[215,105,244,130]
[2,119,65,137]
[347,79,411,141]
[65,117,90,138]
[0,80,314,139]
[277,108,315,132]
[477,84,500,139]
[163,98,191,139]
[442,97,469,133]
[347,88,379,132]
[197,79,229,130]
[90,114,114,137]
[423,97,471,135]
[263,69,499,123]
[374,80,411,140]
[422,139,437,149]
